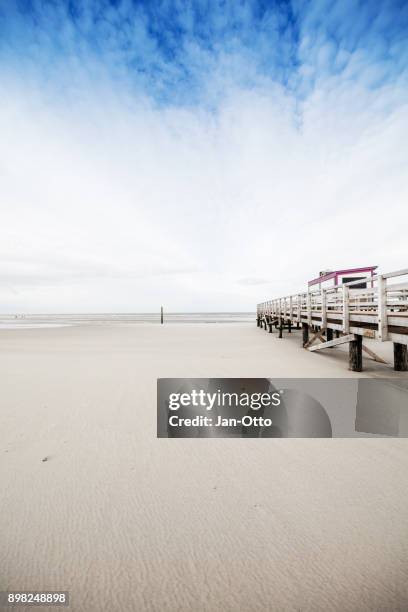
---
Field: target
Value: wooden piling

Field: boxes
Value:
[302,323,309,347]
[326,328,333,347]
[349,334,363,372]
[393,343,408,371]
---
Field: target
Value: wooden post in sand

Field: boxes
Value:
[302,323,309,347]
[326,327,334,348]
[394,343,408,371]
[161,306,164,324]
[349,334,363,372]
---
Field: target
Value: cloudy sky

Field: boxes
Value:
[0,0,407,312]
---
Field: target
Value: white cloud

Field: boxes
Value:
[0,40,407,312]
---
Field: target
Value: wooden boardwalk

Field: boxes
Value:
[257,268,408,372]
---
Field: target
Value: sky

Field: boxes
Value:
[0,0,407,312]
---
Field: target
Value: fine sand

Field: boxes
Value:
[0,323,407,611]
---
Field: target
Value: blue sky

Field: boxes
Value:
[0,1,407,311]
[2,1,407,105]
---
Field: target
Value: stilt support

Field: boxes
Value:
[308,334,356,352]
[362,344,388,364]
[394,343,408,371]
[302,323,309,347]
[349,334,363,372]
[304,330,325,349]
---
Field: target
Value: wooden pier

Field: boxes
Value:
[257,268,408,372]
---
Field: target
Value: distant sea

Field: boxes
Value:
[0,313,255,329]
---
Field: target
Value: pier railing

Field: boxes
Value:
[257,268,408,371]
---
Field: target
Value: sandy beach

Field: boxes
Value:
[2,0,408,609]
[1,323,408,611]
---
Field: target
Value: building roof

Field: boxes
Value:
[308,266,377,287]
